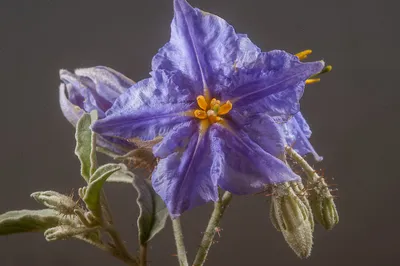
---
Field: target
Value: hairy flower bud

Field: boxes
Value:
[270,182,314,258]
[31,191,81,217]
[44,225,93,241]
[290,182,314,232]
[285,146,339,230]
[309,178,339,230]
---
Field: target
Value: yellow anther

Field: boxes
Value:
[305,78,321,85]
[320,65,332,74]
[195,95,232,124]
[209,116,222,124]
[196,95,208,110]
[194,109,207,119]
[295,49,312,60]
[210,98,221,109]
[218,101,232,115]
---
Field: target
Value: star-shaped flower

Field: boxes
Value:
[93,0,324,216]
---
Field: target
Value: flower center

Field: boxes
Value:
[194,95,232,124]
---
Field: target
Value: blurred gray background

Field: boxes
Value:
[1,0,399,265]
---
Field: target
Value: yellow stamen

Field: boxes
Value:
[196,95,208,110]
[208,115,222,124]
[296,49,312,60]
[218,101,232,115]
[320,65,332,74]
[194,109,207,119]
[210,98,221,109]
[195,95,232,124]
[305,78,321,85]
[321,65,332,74]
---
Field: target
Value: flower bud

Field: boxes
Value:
[290,182,314,232]
[285,145,339,230]
[44,225,92,241]
[309,178,339,230]
[31,191,81,217]
[270,182,314,258]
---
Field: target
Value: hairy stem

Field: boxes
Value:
[139,243,148,266]
[74,235,109,252]
[171,217,189,266]
[105,225,137,265]
[75,233,136,266]
[100,191,137,265]
[192,191,233,266]
[285,146,319,182]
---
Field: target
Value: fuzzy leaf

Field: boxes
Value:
[0,209,61,235]
[75,111,98,182]
[83,163,124,217]
[132,174,168,244]
[107,171,135,184]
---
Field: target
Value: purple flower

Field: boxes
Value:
[281,112,323,161]
[92,0,324,216]
[59,66,136,154]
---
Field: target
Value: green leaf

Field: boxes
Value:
[75,111,98,182]
[83,163,124,218]
[132,174,168,244]
[107,171,135,184]
[0,209,61,235]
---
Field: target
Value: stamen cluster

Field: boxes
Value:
[194,95,232,124]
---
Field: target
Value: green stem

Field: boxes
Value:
[100,191,137,265]
[171,217,189,266]
[192,191,233,266]
[75,233,136,266]
[139,243,148,266]
[285,146,320,182]
[105,225,137,265]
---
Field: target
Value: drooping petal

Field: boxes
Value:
[209,124,299,195]
[60,69,105,116]
[92,78,194,141]
[59,67,136,154]
[152,0,239,95]
[74,66,134,110]
[152,127,218,217]
[282,112,323,161]
[59,66,134,118]
[59,84,85,126]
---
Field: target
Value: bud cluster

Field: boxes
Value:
[31,190,101,241]
[269,146,339,258]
